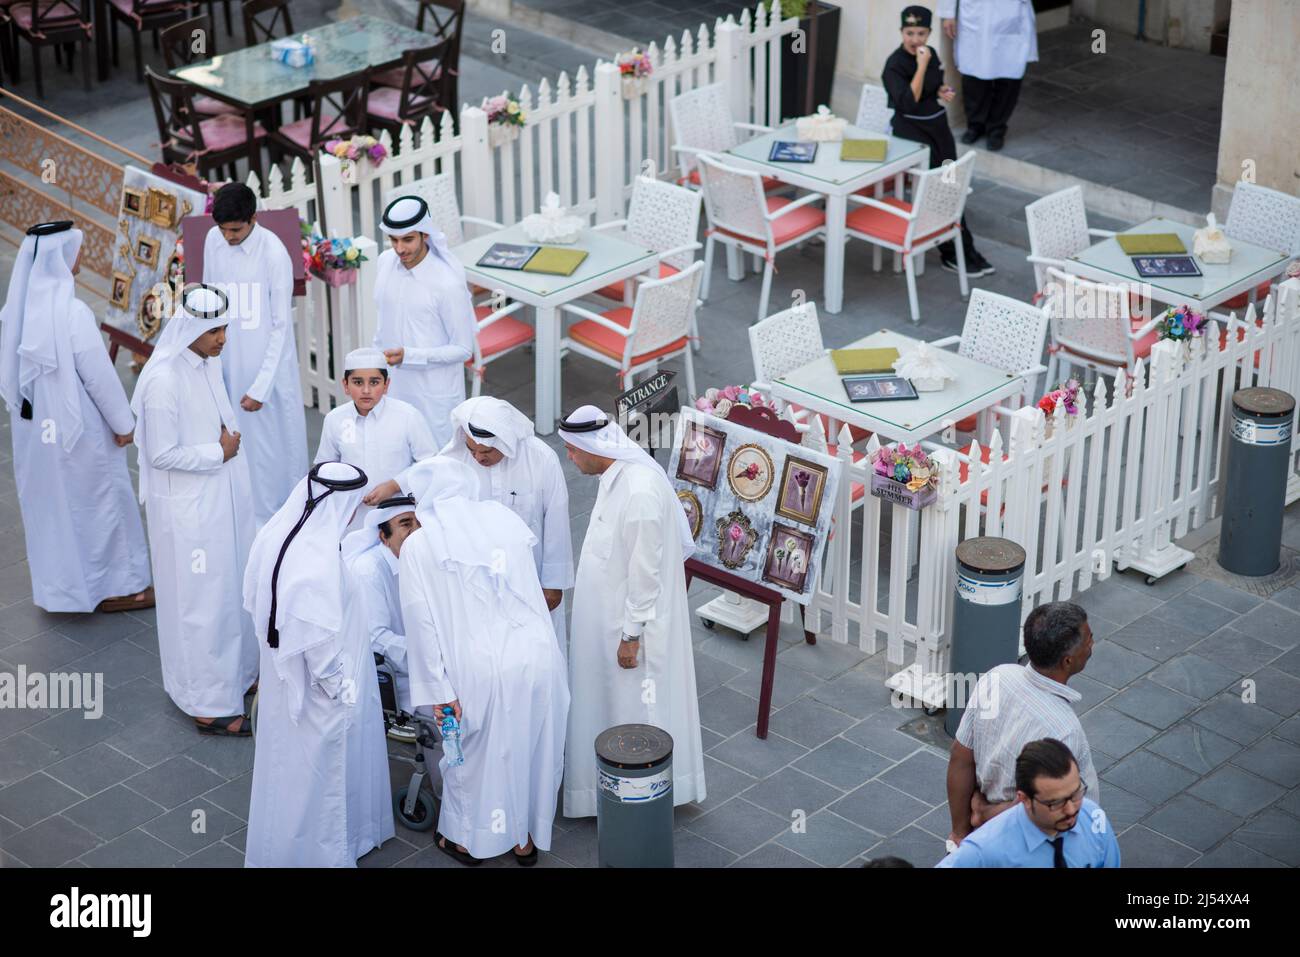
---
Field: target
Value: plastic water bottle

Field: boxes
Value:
[440,707,464,767]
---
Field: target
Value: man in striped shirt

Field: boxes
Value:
[945,602,1098,847]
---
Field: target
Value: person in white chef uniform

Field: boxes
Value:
[938,0,1038,151]
[363,394,573,650]
[131,284,259,735]
[373,195,476,446]
[398,456,569,866]
[203,183,309,527]
[557,405,706,818]
[0,220,153,615]
[243,461,394,867]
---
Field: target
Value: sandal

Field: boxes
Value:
[512,844,538,867]
[435,832,481,867]
[96,587,156,613]
[195,714,251,737]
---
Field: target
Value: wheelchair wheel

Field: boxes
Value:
[394,786,436,831]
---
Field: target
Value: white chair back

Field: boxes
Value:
[669,83,736,180]
[1225,181,1300,257]
[624,175,703,271]
[1025,185,1091,293]
[696,154,771,246]
[384,172,463,246]
[909,151,975,243]
[1044,267,1133,368]
[855,83,892,135]
[749,301,824,386]
[959,289,1049,397]
[626,261,704,360]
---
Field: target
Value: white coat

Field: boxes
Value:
[938,0,1038,80]
[138,348,259,718]
[349,543,412,713]
[563,459,706,818]
[203,224,309,528]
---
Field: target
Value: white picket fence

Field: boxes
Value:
[811,280,1300,704]
[243,5,798,409]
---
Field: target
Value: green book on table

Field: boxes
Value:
[840,138,889,162]
[521,246,588,276]
[831,347,900,375]
[1115,233,1187,255]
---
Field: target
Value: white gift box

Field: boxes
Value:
[892,342,955,392]
[795,105,847,143]
[1193,212,1232,264]
[520,191,584,244]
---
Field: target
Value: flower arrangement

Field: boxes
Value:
[871,443,937,493]
[1037,378,1081,417]
[303,225,367,285]
[694,385,775,421]
[1286,260,1300,280]
[1155,304,1206,343]
[616,48,653,80]
[325,135,388,167]
[483,91,527,128]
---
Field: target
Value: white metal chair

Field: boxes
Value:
[385,175,532,396]
[561,260,704,396]
[668,83,783,191]
[591,175,703,345]
[855,82,892,135]
[696,153,827,323]
[930,289,1050,433]
[1220,182,1300,311]
[1042,267,1159,386]
[844,150,976,322]
[1024,185,1116,302]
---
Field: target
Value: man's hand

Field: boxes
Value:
[435,699,462,722]
[939,85,956,103]
[113,431,134,447]
[942,17,957,40]
[970,791,1015,828]
[363,478,402,506]
[240,395,263,412]
[616,637,640,669]
[915,44,932,68]
[383,347,405,367]
[219,425,241,462]
[543,588,563,611]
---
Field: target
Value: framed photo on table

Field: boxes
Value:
[775,456,828,525]
[842,374,918,403]
[676,420,726,490]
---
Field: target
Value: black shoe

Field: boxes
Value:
[960,128,982,145]
[987,131,1005,151]
[512,845,539,867]
[967,254,996,277]
[940,256,961,274]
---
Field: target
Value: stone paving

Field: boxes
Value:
[2,3,1296,869]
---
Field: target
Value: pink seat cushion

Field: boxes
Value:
[371,61,442,89]
[472,308,534,359]
[176,114,266,152]
[275,114,345,150]
[713,196,826,247]
[845,197,955,249]
[12,1,85,30]
[367,86,438,122]
[108,0,188,18]
[596,262,679,301]
[569,306,689,364]
[680,167,785,192]
[1056,317,1157,368]
[1221,280,1274,310]
[195,95,240,117]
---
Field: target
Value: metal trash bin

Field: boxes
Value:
[945,537,1026,737]
[596,723,674,868]
[1218,387,1295,577]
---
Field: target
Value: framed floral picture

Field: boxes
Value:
[676,420,726,490]
[727,443,774,501]
[762,523,815,593]
[775,456,828,526]
[715,510,758,569]
[677,489,702,541]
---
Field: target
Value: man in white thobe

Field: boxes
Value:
[204,182,309,527]
[398,457,569,865]
[373,195,476,446]
[342,494,421,726]
[132,284,259,734]
[0,221,152,613]
[316,347,438,527]
[243,461,395,867]
[363,395,574,648]
[939,0,1038,151]
[558,406,706,818]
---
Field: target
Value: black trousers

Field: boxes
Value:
[890,114,980,262]
[962,76,1022,138]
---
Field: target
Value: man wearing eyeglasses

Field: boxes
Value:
[937,738,1120,868]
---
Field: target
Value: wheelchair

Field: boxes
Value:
[376,655,445,832]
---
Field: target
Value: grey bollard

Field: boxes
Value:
[945,537,1026,737]
[596,724,674,868]
[1218,387,1296,577]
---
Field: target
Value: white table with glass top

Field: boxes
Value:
[772,329,1024,446]
[453,224,660,435]
[1066,216,1291,314]
[725,124,930,315]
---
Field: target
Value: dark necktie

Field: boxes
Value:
[1051,836,1067,868]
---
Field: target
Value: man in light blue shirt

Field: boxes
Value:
[937,738,1120,868]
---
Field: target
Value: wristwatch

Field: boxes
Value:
[620,633,640,643]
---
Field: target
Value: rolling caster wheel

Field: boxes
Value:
[1145,575,1158,586]
[923,705,943,717]
[701,618,715,630]
[394,786,437,831]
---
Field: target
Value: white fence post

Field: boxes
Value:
[353,236,379,351]
[713,17,747,124]
[316,153,348,239]
[593,61,624,223]
[459,106,494,232]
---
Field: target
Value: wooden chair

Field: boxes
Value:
[239,0,288,45]
[202,0,230,35]
[268,70,370,167]
[372,0,464,111]
[145,65,266,182]
[366,40,451,141]
[3,0,94,97]
[108,0,196,83]
[160,14,239,117]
